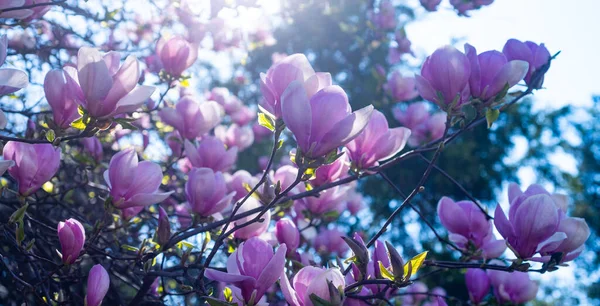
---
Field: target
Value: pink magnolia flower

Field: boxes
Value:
[464,43,529,101]
[158,96,223,140]
[298,185,349,215]
[280,266,345,306]
[502,39,551,89]
[313,227,349,256]
[275,218,301,255]
[215,124,254,152]
[44,69,82,129]
[3,141,61,196]
[420,0,442,11]
[183,137,237,172]
[230,105,256,126]
[57,218,85,264]
[310,151,349,187]
[185,167,235,217]
[225,170,259,202]
[408,112,447,147]
[81,137,103,162]
[260,53,332,119]
[0,34,28,97]
[86,265,110,306]
[346,110,411,169]
[74,47,156,118]
[384,71,419,102]
[156,206,171,246]
[393,102,430,130]
[0,0,51,20]
[415,46,471,109]
[282,81,373,158]
[205,237,287,304]
[438,197,506,258]
[231,198,271,240]
[465,269,490,304]
[369,0,397,30]
[487,261,538,304]
[155,36,197,78]
[104,148,172,209]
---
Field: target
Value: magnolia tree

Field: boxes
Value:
[0,0,592,305]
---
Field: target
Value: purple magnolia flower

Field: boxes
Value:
[155,36,197,78]
[495,184,562,259]
[310,152,349,187]
[502,39,551,89]
[43,68,82,129]
[205,237,287,304]
[183,137,237,172]
[0,34,28,97]
[298,185,349,215]
[465,269,490,304]
[464,43,529,101]
[158,96,223,140]
[369,0,397,30]
[346,110,411,169]
[185,167,235,217]
[345,189,365,215]
[313,227,349,256]
[384,71,419,102]
[281,81,373,158]
[0,0,51,20]
[231,198,271,239]
[225,170,259,202]
[57,218,85,264]
[450,0,494,16]
[409,112,447,147]
[156,206,171,246]
[104,148,172,209]
[275,218,301,255]
[420,0,442,11]
[215,124,254,152]
[75,47,156,118]
[81,137,103,162]
[415,46,471,109]
[86,264,110,306]
[166,131,183,157]
[393,102,430,130]
[3,141,61,196]
[280,266,345,306]
[260,53,331,118]
[438,197,506,258]
[487,261,538,304]
[230,105,256,126]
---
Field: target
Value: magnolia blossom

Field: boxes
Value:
[260,53,331,119]
[282,81,373,158]
[313,227,349,256]
[346,110,411,169]
[384,71,419,102]
[450,0,495,16]
[81,137,103,162]
[3,141,61,196]
[0,0,51,20]
[394,103,447,147]
[502,39,551,89]
[183,137,237,172]
[420,0,442,11]
[104,148,172,208]
[205,237,287,304]
[487,261,538,304]
[74,47,155,118]
[158,96,223,140]
[416,46,471,109]
[225,170,259,201]
[280,266,345,306]
[298,185,349,215]
[438,197,506,258]
[495,183,589,262]
[57,218,85,264]
[155,36,197,78]
[465,269,490,305]
[215,124,254,152]
[185,167,235,217]
[86,265,110,306]
[0,34,28,114]
[231,198,271,239]
[310,152,349,187]
[464,43,529,100]
[275,218,301,255]
[369,0,397,30]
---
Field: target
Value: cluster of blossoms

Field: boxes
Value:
[0,0,591,305]
[419,0,495,16]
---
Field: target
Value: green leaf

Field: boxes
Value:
[45,130,56,142]
[205,297,236,306]
[378,261,395,281]
[485,109,500,128]
[461,104,477,122]
[9,203,29,224]
[258,112,275,132]
[114,118,138,130]
[309,293,333,306]
[403,251,428,278]
[77,105,86,116]
[16,220,25,245]
[494,83,511,102]
[121,244,140,252]
[71,117,87,130]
